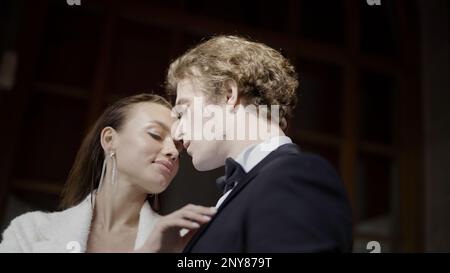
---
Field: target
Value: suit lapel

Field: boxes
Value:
[183,170,259,252]
[183,143,301,252]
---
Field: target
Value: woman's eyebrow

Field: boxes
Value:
[146,120,170,132]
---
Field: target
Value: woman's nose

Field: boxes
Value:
[162,138,179,161]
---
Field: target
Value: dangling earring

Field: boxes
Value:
[97,151,116,191]
[110,151,117,186]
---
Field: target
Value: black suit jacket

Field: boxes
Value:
[183,143,353,253]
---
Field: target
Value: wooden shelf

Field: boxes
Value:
[11,180,63,196]
[359,54,401,77]
[294,130,341,148]
[354,215,392,242]
[34,81,124,106]
[292,130,397,158]
[34,82,89,100]
[360,141,397,158]
[108,2,402,75]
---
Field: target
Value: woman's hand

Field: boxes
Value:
[137,204,217,253]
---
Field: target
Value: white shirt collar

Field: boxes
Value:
[233,135,293,173]
[214,135,293,209]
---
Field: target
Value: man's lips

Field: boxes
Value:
[183,140,190,150]
[183,141,192,155]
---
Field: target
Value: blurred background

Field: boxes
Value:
[0,0,449,252]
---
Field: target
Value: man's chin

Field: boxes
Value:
[192,156,223,171]
[193,161,210,171]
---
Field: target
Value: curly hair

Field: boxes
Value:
[166,35,299,130]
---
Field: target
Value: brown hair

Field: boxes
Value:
[166,35,299,130]
[59,93,172,210]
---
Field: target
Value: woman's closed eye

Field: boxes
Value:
[148,132,162,141]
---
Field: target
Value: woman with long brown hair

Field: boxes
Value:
[0,93,215,252]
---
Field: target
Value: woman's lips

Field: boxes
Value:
[154,160,174,175]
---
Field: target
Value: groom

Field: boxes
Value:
[167,35,353,252]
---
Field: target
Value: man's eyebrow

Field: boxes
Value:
[147,120,170,132]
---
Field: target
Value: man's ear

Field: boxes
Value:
[225,79,240,107]
[100,127,116,154]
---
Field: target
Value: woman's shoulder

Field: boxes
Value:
[1,199,93,252]
[6,197,93,233]
[2,209,62,243]
[0,210,56,252]
[7,210,54,230]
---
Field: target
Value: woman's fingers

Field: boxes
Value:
[184,204,217,217]
[138,205,217,253]
[172,218,201,230]
[160,204,217,231]
[181,210,213,224]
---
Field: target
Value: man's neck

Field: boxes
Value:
[226,125,286,160]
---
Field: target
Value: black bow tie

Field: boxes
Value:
[216,158,246,194]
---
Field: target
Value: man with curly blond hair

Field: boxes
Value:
[167,35,353,252]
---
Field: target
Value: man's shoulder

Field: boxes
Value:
[260,144,338,176]
[249,144,346,197]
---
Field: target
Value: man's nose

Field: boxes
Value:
[171,120,184,141]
